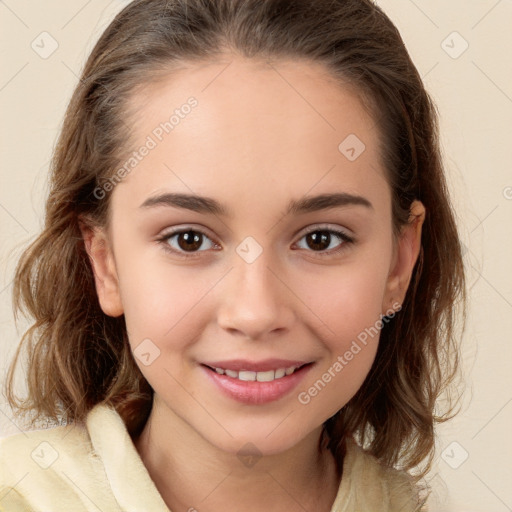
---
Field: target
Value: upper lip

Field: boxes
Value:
[201,359,312,372]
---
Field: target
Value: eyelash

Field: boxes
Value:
[156,225,355,259]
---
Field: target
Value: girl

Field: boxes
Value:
[0,0,466,511]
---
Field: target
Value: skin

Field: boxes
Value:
[81,56,425,512]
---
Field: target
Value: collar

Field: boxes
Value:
[87,403,171,512]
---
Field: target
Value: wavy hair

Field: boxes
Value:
[5,0,466,493]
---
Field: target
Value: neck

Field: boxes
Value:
[133,400,342,512]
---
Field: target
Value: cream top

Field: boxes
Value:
[0,404,425,511]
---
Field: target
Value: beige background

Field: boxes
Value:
[1,1,511,510]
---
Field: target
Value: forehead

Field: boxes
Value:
[114,56,389,215]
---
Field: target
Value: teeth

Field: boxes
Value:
[274,368,286,379]
[213,365,301,382]
[256,370,275,382]
[238,370,256,381]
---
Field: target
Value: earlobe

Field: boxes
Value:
[79,218,124,317]
[382,201,426,313]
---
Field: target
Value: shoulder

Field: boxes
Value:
[0,405,122,511]
[332,438,427,512]
[0,418,91,475]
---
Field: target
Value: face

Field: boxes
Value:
[83,56,424,456]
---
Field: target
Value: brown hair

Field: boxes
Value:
[5,0,466,494]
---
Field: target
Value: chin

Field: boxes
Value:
[201,421,319,459]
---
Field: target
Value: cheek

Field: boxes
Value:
[118,258,209,345]
[297,255,390,345]
[116,259,213,394]
[109,222,204,344]
[292,255,389,411]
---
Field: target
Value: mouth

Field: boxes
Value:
[200,359,315,405]
[202,362,312,383]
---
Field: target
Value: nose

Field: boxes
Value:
[216,250,296,341]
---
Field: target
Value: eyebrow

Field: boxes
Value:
[139,192,373,217]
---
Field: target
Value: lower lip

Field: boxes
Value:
[201,364,313,405]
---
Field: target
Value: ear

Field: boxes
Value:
[382,200,425,314]
[79,217,124,317]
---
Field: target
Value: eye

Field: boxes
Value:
[294,226,354,256]
[157,225,354,259]
[157,228,218,258]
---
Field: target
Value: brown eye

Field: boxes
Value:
[296,227,354,256]
[159,228,217,257]
[175,230,204,252]
[305,231,333,251]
